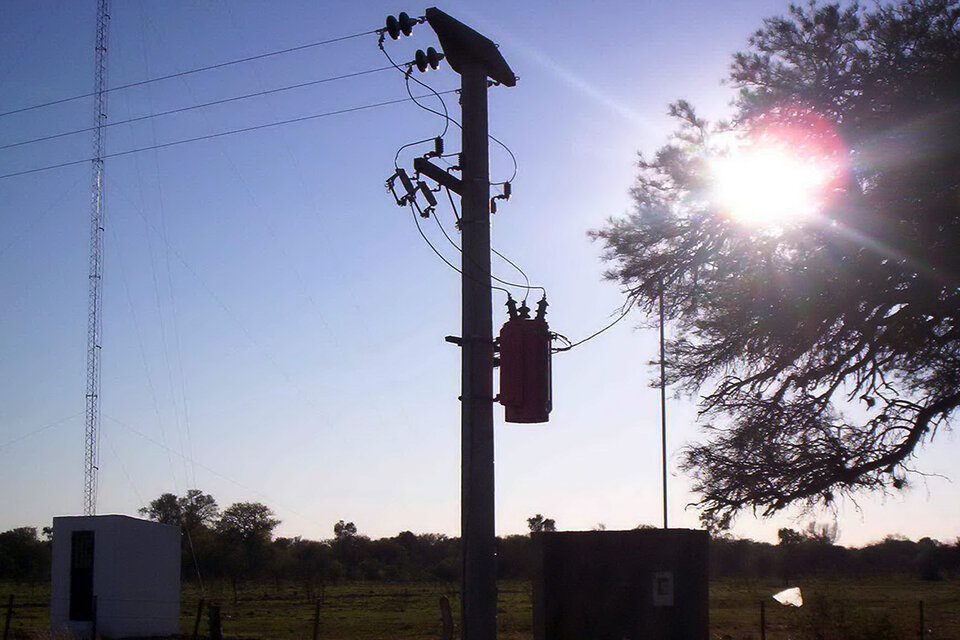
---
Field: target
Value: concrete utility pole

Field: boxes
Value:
[422,9,516,640]
[459,62,496,640]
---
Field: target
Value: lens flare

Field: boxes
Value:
[709,106,848,229]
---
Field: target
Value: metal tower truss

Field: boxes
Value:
[84,0,110,516]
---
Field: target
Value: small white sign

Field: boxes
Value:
[652,571,674,607]
[773,587,803,607]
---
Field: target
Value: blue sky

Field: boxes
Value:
[1,0,957,546]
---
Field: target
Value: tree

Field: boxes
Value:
[216,502,280,543]
[139,489,219,533]
[0,527,49,581]
[333,520,358,540]
[526,514,556,534]
[139,492,182,525]
[592,0,960,530]
[216,502,280,580]
[180,489,219,532]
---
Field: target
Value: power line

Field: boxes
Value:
[409,204,512,296]
[0,413,82,451]
[379,38,519,185]
[0,90,458,181]
[552,294,640,353]
[0,66,394,152]
[104,413,311,522]
[441,186,543,301]
[0,29,379,119]
[379,39,451,140]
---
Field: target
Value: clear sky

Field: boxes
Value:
[1,0,957,547]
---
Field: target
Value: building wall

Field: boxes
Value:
[532,529,710,640]
[51,515,181,638]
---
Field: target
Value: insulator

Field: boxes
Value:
[418,181,438,207]
[415,49,429,73]
[434,137,444,156]
[396,168,416,199]
[503,181,512,198]
[385,15,400,40]
[398,11,416,36]
[426,47,444,70]
[490,198,497,214]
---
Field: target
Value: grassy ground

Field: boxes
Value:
[2,577,957,639]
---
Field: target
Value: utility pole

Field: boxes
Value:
[421,9,516,640]
[659,287,667,529]
[459,61,496,640]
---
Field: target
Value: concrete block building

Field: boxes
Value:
[50,515,180,638]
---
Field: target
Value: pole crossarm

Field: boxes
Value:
[414,157,463,195]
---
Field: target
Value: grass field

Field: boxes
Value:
[2,577,958,639]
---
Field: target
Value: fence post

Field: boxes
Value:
[312,599,321,640]
[3,595,13,640]
[208,603,222,640]
[191,598,205,640]
[919,600,925,639]
[760,599,766,640]
[440,596,454,640]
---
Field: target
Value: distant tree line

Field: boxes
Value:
[1,492,958,586]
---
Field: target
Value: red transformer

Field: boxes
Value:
[498,298,552,423]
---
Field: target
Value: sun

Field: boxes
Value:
[707,107,848,228]
[709,145,833,227]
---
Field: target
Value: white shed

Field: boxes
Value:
[50,514,180,638]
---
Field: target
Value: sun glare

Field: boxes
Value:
[708,106,848,229]
[710,145,833,227]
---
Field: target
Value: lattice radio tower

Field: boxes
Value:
[84,0,110,516]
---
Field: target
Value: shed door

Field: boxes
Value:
[69,530,95,621]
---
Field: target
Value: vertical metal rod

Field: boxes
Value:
[460,63,496,640]
[659,286,668,529]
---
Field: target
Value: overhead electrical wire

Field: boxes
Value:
[0,29,379,119]
[441,185,544,302]
[0,412,83,451]
[431,203,533,300]
[378,40,450,139]
[379,38,518,185]
[409,203,512,297]
[552,293,640,353]
[0,66,394,152]
[0,90,458,181]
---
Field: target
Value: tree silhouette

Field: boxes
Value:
[139,489,219,533]
[592,0,960,529]
[180,489,219,533]
[216,502,280,543]
[333,520,358,540]
[526,514,556,533]
[139,492,182,525]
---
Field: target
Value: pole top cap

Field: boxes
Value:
[425,7,516,87]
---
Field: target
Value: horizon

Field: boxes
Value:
[1,0,958,550]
